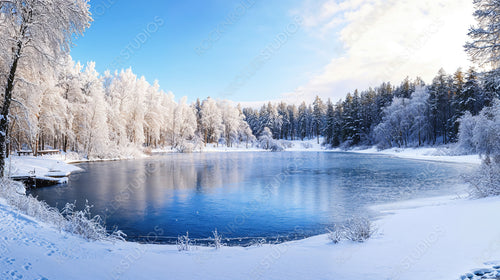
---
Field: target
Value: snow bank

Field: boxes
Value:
[6,155,82,178]
[349,146,482,165]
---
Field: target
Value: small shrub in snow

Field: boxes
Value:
[327,217,373,244]
[344,217,372,242]
[177,232,192,251]
[326,225,344,244]
[0,179,125,242]
[212,229,224,249]
[466,158,500,198]
[62,201,125,241]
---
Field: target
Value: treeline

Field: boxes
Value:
[243,68,499,149]
[8,56,499,159]
[7,57,254,158]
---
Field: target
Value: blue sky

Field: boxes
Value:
[71,0,341,103]
[71,0,473,105]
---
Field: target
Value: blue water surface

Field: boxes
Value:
[29,152,475,245]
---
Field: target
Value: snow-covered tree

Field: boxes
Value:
[238,121,255,148]
[465,0,500,112]
[0,0,91,175]
[287,104,298,140]
[159,91,176,147]
[472,99,500,161]
[374,98,408,148]
[200,97,223,145]
[56,57,83,152]
[323,99,335,145]
[456,111,478,154]
[374,87,431,148]
[143,81,163,147]
[103,70,127,149]
[458,1,500,175]
[458,99,500,197]
[407,87,431,146]
[465,0,500,69]
[128,76,147,145]
[106,68,140,147]
[242,108,257,135]
[219,100,243,147]
[297,102,309,140]
[482,70,500,107]
[312,96,325,144]
[77,62,110,157]
[457,98,500,159]
[258,127,282,151]
[428,69,454,144]
[342,91,363,146]
[10,65,56,155]
[172,97,197,149]
[35,72,66,153]
[458,68,483,115]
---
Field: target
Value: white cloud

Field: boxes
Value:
[283,0,474,103]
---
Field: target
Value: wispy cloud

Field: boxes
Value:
[298,0,370,33]
[282,0,474,103]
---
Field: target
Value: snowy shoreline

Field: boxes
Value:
[1,190,498,279]
[346,146,482,165]
[155,139,483,166]
[0,146,493,280]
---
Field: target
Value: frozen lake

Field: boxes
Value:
[29,152,474,245]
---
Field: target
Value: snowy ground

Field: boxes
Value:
[6,155,82,179]
[348,146,482,165]
[1,145,495,280]
[0,193,499,280]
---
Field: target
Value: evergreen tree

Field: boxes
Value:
[312,96,325,143]
[428,69,452,144]
[465,0,500,69]
[324,99,335,145]
[297,102,308,140]
[459,68,483,115]
[287,104,298,140]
